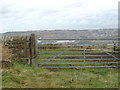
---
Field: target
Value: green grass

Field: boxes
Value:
[2,61,119,88]
[2,44,119,88]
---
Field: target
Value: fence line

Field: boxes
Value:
[38,38,119,40]
[38,58,119,61]
[41,66,120,69]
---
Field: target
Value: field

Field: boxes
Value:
[2,61,119,88]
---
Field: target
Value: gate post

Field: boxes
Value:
[29,34,38,66]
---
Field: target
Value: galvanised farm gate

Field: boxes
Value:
[37,38,119,69]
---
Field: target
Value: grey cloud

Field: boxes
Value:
[38,8,117,29]
[0,0,118,32]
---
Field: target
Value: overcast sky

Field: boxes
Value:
[0,0,119,33]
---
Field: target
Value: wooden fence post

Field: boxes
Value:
[29,34,37,66]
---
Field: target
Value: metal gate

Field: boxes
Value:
[37,39,119,69]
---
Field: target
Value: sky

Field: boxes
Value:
[0,0,119,33]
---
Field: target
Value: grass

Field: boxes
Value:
[2,44,119,88]
[2,61,119,88]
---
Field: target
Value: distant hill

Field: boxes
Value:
[2,28,118,39]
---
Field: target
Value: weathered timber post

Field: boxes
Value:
[29,34,37,66]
